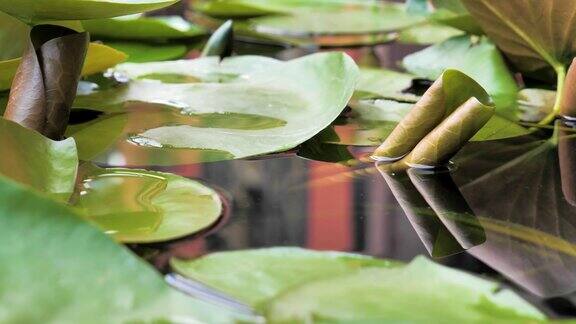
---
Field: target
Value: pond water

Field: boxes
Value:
[80,41,575,318]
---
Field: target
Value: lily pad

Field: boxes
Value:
[0,118,77,201]
[398,22,464,45]
[403,35,519,114]
[74,166,224,243]
[0,0,179,22]
[71,53,358,166]
[83,15,206,40]
[267,256,545,323]
[0,175,250,323]
[103,41,189,63]
[170,247,397,311]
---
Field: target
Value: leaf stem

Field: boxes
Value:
[538,64,567,126]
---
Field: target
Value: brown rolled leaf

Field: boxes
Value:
[405,97,494,168]
[381,171,465,258]
[4,25,88,140]
[560,58,576,120]
[558,121,576,206]
[373,69,493,162]
[373,76,446,161]
[407,169,486,250]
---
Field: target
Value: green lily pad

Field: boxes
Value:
[267,256,545,323]
[398,22,464,45]
[0,175,250,323]
[71,53,358,166]
[403,35,519,115]
[170,247,398,311]
[103,42,190,63]
[193,1,424,47]
[74,166,224,243]
[354,68,420,102]
[83,15,206,40]
[0,118,77,201]
[0,0,178,22]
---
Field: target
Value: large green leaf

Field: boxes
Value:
[0,0,179,22]
[462,0,576,74]
[0,11,28,60]
[83,15,206,40]
[0,175,249,323]
[71,53,358,166]
[103,41,189,63]
[403,35,519,114]
[171,247,397,311]
[74,166,223,243]
[0,118,77,201]
[267,256,545,323]
[398,22,464,45]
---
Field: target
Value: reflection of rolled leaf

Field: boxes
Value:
[202,20,234,59]
[561,58,576,120]
[382,171,465,258]
[408,169,486,249]
[406,97,494,167]
[558,122,576,206]
[4,25,88,140]
[373,69,492,162]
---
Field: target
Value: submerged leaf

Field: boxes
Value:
[0,0,178,22]
[171,247,396,311]
[71,53,358,166]
[403,35,519,114]
[0,118,77,201]
[4,25,88,140]
[0,176,250,323]
[267,256,544,323]
[74,166,223,243]
[373,69,492,161]
[83,15,206,40]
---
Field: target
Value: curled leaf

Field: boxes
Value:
[4,25,88,140]
[201,20,234,59]
[405,97,494,168]
[373,69,492,162]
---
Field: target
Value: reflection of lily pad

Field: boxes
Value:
[268,257,544,323]
[0,176,249,323]
[72,53,358,166]
[74,166,223,243]
[171,247,396,311]
[0,118,77,201]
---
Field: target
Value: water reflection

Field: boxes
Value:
[379,122,576,298]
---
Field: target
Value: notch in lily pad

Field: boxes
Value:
[373,69,495,170]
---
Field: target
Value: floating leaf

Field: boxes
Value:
[462,0,576,74]
[171,247,397,311]
[202,20,234,59]
[0,176,250,323]
[193,0,424,47]
[0,0,178,22]
[373,69,493,161]
[4,25,88,140]
[354,68,420,102]
[398,22,464,45]
[267,256,544,323]
[74,166,223,244]
[403,35,519,114]
[71,53,358,166]
[103,41,189,63]
[83,15,206,40]
[0,118,77,201]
